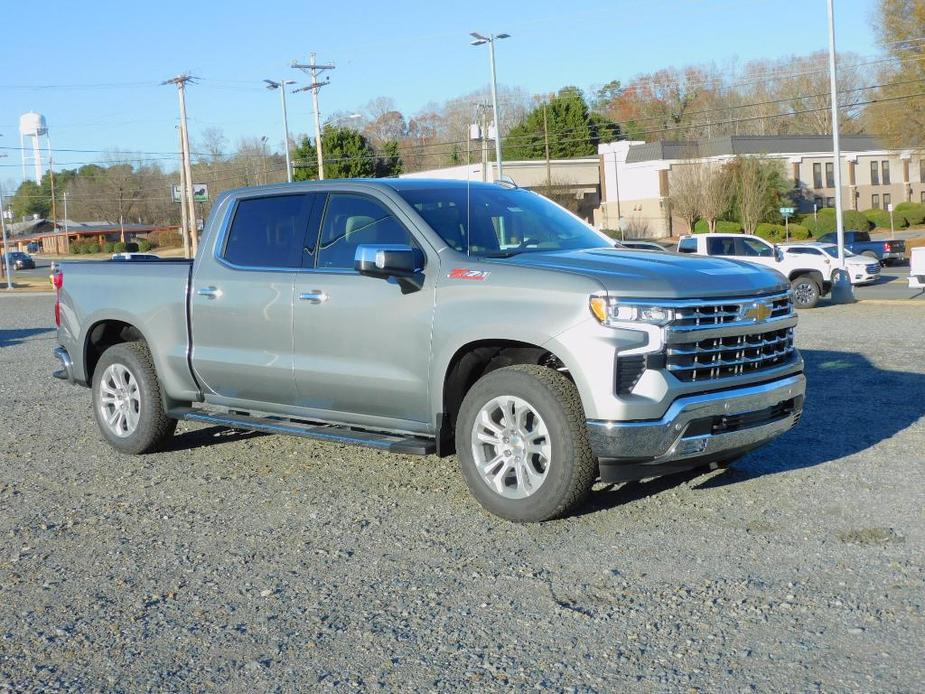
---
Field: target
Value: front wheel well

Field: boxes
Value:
[438,340,568,457]
[84,320,145,382]
[788,269,824,287]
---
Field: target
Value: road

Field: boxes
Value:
[0,294,923,690]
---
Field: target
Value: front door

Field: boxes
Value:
[292,192,435,429]
[191,192,319,406]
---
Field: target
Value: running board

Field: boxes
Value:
[169,408,436,455]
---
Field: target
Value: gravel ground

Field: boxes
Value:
[1,294,923,692]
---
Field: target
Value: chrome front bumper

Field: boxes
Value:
[588,374,805,480]
[52,346,76,384]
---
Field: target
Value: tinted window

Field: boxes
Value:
[825,162,835,188]
[706,237,737,256]
[737,237,773,257]
[224,194,314,268]
[396,186,610,257]
[678,238,697,254]
[317,194,414,269]
[854,231,870,242]
[813,163,822,189]
[871,161,879,185]
[882,160,890,184]
[786,247,819,255]
[872,193,880,209]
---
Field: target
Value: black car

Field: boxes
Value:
[5,252,36,270]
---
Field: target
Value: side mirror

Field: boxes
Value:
[355,244,425,292]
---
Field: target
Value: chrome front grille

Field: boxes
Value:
[662,291,797,384]
[667,328,795,382]
[865,263,880,274]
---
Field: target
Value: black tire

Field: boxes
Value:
[91,341,177,454]
[790,275,820,309]
[455,364,597,522]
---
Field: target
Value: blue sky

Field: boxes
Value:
[0,0,878,185]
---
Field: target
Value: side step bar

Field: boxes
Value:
[168,407,436,455]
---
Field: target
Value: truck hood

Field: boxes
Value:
[499,248,790,298]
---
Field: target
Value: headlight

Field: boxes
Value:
[589,296,675,327]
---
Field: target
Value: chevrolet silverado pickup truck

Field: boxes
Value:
[52,179,805,522]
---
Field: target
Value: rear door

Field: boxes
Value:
[190,192,321,406]
[292,191,435,429]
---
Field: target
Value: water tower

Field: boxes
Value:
[19,112,48,184]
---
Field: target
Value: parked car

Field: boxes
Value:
[780,242,880,285]
[52,180,805,522]
[4,251,35,270]
[619,240,668,252]
[678,232,833,308]
[815,230,905,265]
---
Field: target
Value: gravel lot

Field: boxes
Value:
[1,294,923,691]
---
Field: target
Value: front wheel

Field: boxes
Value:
[455,364,597,522]
[791,276,820,309]
[92,342,177,454]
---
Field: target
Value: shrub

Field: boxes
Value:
[693,219,743,233]
[102,242,115,253]
[788,223,811,240]
[148,230,183,249]
[137,240,152,252]
[802,207,870,235]
[113,242,127,253]
[894,202,925,226]
[755,223,786,242]
[862,208,902,229]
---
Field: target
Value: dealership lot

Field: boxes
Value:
[0,294,923,690]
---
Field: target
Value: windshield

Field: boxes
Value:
[819,246,857,258]
[395,186,611,257]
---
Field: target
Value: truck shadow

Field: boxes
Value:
[164,425,267,452]
[580,348,925,513]
[0,327,54,348]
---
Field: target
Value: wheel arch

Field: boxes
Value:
[436,339,570,457]
[83,319,147,384]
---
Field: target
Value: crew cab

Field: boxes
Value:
[816,230,905,265]
[679,232,836,308]
[51,180,805,522]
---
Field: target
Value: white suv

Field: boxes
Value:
[780,242,880,286]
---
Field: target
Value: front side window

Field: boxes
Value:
[706,237,737,256]
[870,160,880,185]
[825,162,835,188]
[396,185,610,257]
[737,237,773,257]
[882,160,891,184]
[223,194,314,268]
[316,194,415,270]
[813,163,823,189]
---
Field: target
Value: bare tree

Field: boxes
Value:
[667,160,703,233]
[698,161,732,231]
[735,156,775,234]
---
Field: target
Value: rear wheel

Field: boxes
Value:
[456,364,597,522]
[791,275,820,309]
[92,342,176,454]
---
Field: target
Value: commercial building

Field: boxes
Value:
[598,135,925,238]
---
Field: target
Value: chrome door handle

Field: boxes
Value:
[197,286,222,299]
[298,290,328,304]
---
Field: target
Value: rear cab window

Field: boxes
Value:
[223,194,319,268]
[677,238,698,254]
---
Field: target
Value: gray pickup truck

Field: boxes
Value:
[52,179,805,521]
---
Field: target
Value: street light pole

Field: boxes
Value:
[264,79,296,182]
[826,0,854,303]
[470,32,510,180]
[0,184,13,290]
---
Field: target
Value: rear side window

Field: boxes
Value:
[678,238,697,254]
[854,231,870,242]
[223,194,314,268]
[316,194,415,269]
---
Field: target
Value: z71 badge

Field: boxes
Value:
[448,268,491,281]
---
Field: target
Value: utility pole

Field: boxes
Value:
[292,54,335,180]
[176,125,189,257]
[63,191,68,234]
[0,184,12,289]
[543,102,551,188]
[163,74,198,257]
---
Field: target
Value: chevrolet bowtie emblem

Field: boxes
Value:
[743,302,773,322]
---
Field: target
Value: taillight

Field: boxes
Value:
[53,271,62,327]
[884,242,894,252]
